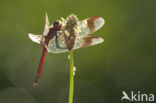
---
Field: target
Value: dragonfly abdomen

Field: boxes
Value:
[34,44,47,86]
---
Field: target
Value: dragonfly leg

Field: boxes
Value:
[55,35,67,49]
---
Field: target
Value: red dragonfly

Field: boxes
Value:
[28,13,105,86]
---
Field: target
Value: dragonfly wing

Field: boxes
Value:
[73,36,104,50]
[47,35,103,54]
[47,36,69,54]
[78,17,105,36]
[28,33,42,44]
[43,13,50,36]
[47,35,104,54]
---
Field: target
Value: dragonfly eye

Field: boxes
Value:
[53,21,59,27]
[53,21,61,30]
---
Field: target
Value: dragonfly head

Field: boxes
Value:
[53,21,61,30]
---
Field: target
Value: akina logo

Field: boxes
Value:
[121,91,155,102]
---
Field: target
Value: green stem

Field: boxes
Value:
[68,50,74,103]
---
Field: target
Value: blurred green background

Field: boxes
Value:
[0,0,156,103]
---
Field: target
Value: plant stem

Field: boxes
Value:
[68,50,74,103]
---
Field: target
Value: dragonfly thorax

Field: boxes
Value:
[44,23,62,45]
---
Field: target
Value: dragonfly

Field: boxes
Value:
[28,13,105,86]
